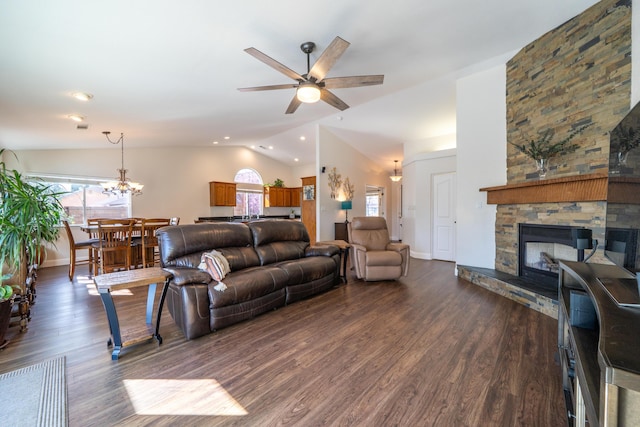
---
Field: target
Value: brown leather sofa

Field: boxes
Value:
[157,220,340,339]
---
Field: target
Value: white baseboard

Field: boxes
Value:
[410,250,431,260]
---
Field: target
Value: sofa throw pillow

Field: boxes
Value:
[198,250,231,291]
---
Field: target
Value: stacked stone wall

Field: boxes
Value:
[496,0,631,274]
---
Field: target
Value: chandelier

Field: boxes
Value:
[100,131,143,195]
[390,160,402,182]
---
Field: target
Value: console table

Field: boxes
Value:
[94,267,172,360]
[558,261,640,426]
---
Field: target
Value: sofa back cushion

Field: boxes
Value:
[349,216,391,251]
[248,220,310,265]
[157,223,259,271]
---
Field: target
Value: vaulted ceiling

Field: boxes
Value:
[0,0,598,170]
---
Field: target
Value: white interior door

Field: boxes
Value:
[433,172,456,261]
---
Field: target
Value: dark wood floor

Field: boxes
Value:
[0,259,565,426]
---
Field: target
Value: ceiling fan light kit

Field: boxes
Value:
[297,83,321,103]
[239,36,384,114]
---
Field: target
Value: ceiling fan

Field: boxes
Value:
[238,36,384,114]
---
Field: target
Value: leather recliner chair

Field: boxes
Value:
[347,217,410,281]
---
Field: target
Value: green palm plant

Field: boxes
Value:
[0,149,65,297]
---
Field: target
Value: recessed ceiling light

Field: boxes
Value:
[294,158,299,162]
[71,92,93,101]
[268,146,273,150]
[68,114,85,122]
[212,141,219,145]
[300,136,306,141]
[250,145,256,149]
[224,136,230,140]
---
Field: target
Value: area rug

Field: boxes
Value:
[0,356,67,427]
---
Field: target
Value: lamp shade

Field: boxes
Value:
[297,83,321,103]
[341,200,352,210]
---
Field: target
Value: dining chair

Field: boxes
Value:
[62,220,100,281]
[86,217,108,239]
[91,219,135,275]
[140,218,171,267]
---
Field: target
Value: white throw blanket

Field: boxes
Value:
[198,250,231,291]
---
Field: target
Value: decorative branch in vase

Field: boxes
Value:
[342,177,354,201]
[327,167,342,199]
[509,123,592,179]
[610,125,640,173]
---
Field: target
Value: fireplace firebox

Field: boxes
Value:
[518,224,589,289]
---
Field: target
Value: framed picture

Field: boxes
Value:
[303,184,315,201]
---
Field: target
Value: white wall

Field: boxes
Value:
[455,64,507,269]
[402,149,457,259]
[317,126,388,241]
[404,133,456,159]
[7,145,306,266]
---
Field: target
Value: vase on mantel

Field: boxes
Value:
[535,158,549,179]
[610,151,629,175]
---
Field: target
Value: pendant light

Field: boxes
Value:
[390,160,402,182]
[100,131,144,195]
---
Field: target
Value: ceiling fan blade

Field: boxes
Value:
[238,84,298,92]
[320,89,349,111]
[308,36,350,82]
[285,95,302,114]
[244,47,305,82]
[322,75,384,89]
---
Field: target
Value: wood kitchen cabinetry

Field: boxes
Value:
[264,187,301,207]
[209,181,236,206]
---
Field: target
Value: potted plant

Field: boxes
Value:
[0,274,16,348]
[510,123,592,179]
[0,149,65,333]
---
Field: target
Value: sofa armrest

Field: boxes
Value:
[386,243,410,276]
[386,242,409,252]
[350,243,368,279]
[305,245,339,257]
[163,267,212,286]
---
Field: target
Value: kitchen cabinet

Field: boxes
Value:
[209,181,236,206]
[264,187,301,207]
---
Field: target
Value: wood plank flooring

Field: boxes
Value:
[0,259,565,426]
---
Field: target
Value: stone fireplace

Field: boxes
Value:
[493,0,630,282]
[457,0,632,318]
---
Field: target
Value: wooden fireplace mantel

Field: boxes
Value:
[479,173,609,205]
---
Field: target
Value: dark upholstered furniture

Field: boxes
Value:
[157,220,340,339]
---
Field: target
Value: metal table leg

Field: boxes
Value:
[98,289,123,360]
[153,277,171,344]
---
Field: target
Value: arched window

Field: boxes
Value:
[234,168,264,217]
